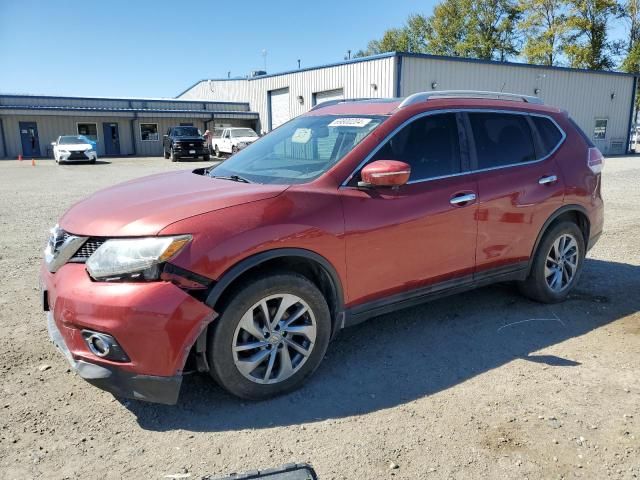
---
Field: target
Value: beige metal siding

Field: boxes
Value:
[400,56,635,154]
[0,115,135,158]
[178,57,397,132]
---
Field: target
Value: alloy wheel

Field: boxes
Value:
[232,294,317,384]
[545,233,579,292]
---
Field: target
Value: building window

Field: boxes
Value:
[140,123,159,141]
[77,123,97,142]
[594,119,608,140]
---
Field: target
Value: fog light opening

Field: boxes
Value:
[88,334,111,357]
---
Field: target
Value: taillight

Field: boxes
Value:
[587,147,604,174]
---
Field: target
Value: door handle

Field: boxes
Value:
[538,175,558,185]
[450,193,477,206]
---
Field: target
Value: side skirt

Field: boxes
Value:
[343,262,528,328]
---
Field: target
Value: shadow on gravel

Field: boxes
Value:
[126,258,640,432]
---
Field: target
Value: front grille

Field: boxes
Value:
[70,238,105,262]
[178,141,202,148]
[68,151,87,160]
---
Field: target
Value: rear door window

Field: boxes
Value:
[532,116,563,156]
[468,112,536,169]
[369,112,462,181]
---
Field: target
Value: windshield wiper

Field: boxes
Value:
[211,174,252,184]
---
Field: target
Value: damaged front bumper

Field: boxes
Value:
[47,312,183,404]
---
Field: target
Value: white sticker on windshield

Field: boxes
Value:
[328,118,372,128]
[291,128,312,144]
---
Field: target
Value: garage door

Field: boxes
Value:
[269,88,290,130]
[313,88,344,106]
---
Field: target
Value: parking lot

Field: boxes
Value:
[0,156,638,479]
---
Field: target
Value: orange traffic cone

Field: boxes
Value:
[18,154,22,161]
[31,158,35,167]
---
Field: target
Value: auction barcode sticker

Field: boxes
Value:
[328,118,372,128]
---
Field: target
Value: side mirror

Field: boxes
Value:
[360,160,411,188]
[51,142,56,146]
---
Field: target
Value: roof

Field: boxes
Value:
[0,93,248,106]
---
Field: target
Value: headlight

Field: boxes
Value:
[86,235,191,280]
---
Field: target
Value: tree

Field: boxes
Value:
[424,0,473,56]
[354,28,412,57]
[518,0,568,65]
[425,0,521,60]
[466,0,522,61]
[353,14,430,58]
[621,0,640,72]
[562,0,619,70]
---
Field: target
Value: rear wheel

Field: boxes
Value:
[518,221,585,303]
[208,273,331,400]
[203,154,210,161]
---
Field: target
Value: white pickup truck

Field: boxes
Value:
[212,127,259,157]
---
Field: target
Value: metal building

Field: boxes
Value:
[178,52,637,155]
[0,94,259,159]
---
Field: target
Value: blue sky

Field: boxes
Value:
[0,0,629,99]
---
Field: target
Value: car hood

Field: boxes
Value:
[60,170,287,237]
[58,143,93,151]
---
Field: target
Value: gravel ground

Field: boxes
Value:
[0,156,638,479]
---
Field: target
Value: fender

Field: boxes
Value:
[527,203,590,274]
[205,247,345,330]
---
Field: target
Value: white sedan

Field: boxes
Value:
[52,135,98,164]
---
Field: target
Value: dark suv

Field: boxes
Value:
[41,91,604,404]
[163,126,209,161]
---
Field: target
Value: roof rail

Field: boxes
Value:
[398,90,544,109]
[308,98,376,111]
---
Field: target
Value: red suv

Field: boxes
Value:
[41,91,604,404]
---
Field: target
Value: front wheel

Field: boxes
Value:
[170,148,178,162]
[163,148,170,159]
[208,273,331,400]
[518,221,585,303]
[214,145,220,157]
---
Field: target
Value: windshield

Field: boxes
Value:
[210,115,385,184]
[59,136,89,145]
[230,128,258,138]
[173,127,201,137]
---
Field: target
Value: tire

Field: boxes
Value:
[231,145,238,155]
[163,148,170,159]
[170,148,178,162]
[207,272,331,400]
[90,159,96,164]
[214,145,220,158]
[518,221,585,303]
[203,154,210,161]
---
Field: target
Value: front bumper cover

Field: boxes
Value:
[47,312,182,405]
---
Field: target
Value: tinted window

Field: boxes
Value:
[370,113,461,181]
[469,112,536,169]
[532,116,563,155]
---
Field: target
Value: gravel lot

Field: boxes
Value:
[0,156,638,479]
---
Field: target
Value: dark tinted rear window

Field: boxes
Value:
[532,116,563,155]
[469,112,536,169]
[569,118,595,147]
